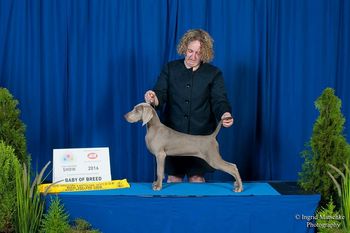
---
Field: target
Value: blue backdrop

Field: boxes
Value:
[1,0,349,182]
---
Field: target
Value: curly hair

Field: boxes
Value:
[177,29,214,63]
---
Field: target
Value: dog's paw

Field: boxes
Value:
[234,181,243,192]
[152,181,162,191]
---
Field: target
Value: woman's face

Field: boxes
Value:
[184,40,202,69]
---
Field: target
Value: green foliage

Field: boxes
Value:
[299,88,350,204]
[40,197,101,233]
[341,165,350,232]
[70,218,101,233]
[15,161,51,233]
[0,141,20,233]
[0,87,28,165]
[316,197,345,233]
[40,196,70,233]
[328,163,350,232]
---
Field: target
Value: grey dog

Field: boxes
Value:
[124,103,243,192]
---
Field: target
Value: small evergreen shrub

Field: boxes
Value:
[70,218,101,233]
[40,196,70,233]
[40,198,101,233]
[299,88,350,204]
[0,141,20,233]
[316,198,345,233]
[0,87,28,165]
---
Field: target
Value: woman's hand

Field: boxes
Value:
[221,112,234,127]
[144,90,159,106]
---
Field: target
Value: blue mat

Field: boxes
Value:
[60,182,280,196]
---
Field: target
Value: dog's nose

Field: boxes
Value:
[124,113,129,121]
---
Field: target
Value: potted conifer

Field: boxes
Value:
[299,88,350,204]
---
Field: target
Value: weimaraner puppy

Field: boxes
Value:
[124,103,243,192]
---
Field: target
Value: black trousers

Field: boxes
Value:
[164,156,215,178]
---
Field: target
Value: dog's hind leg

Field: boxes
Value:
[208,154,243,192]
[152,151,166,191]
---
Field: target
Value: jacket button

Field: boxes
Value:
[184,115,188,119]
[185,100,189,104]
[186,84,191,88]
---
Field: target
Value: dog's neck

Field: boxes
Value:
[146,107,162,130]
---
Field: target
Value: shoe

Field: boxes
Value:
[189,175,205,183]
[167,175,183,183]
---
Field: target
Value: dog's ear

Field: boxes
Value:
[141,106,153,126]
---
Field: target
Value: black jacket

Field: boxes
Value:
[153,59,232,135]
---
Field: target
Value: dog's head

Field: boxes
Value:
[124,103,154,126]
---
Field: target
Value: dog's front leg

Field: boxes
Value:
[152,151,166,191]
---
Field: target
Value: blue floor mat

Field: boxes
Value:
[60,182,280,196]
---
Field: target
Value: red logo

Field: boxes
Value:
[87,153,98,159]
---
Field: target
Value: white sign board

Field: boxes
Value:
[53,147,111,184]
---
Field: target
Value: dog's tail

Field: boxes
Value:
[211,117,233,138]
[211,121,222,138]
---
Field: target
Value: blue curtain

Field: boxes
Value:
[1,0,349,182]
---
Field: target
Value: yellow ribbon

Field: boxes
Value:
[38,179,130,193]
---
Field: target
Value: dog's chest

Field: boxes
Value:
[145,131,159,154]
